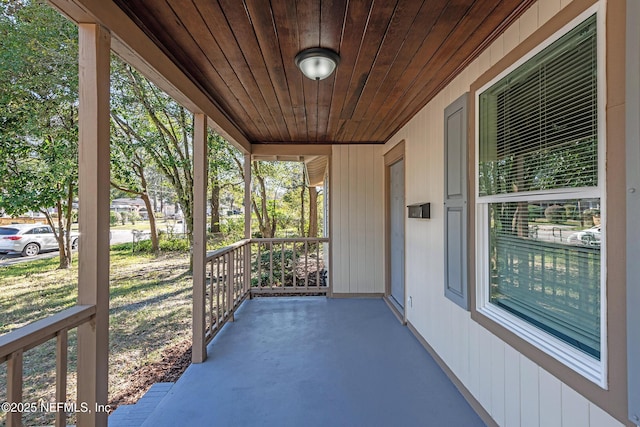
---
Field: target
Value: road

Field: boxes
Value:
[0,229,134,267]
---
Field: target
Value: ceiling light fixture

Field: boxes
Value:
[295,48,340,81]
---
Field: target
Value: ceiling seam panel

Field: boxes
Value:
[326,0,376,143]
[197,0,290,142]
[372,0,529,142]
[350,0,448,142]
[271,0,308,141]
[341,0,423,143]
[242,0,300,142]
[141,1,261,140]
[365,0,476,141]
[174,0,284,142]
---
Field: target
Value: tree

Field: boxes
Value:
[111,59,195,244]
[0,0,79,268]
[208,133,242,234]
[110,115,160,253]
[308,186,318,237]
[110,58,165,252]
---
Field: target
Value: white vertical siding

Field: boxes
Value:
[539,369,562,427]
[331,144,384,294]
[377,0,625,425]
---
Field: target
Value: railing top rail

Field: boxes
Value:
[0,304,96,361]
[206,238,251,261]
[251,237,330,244]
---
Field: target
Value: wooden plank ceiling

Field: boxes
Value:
[112,0,533,145]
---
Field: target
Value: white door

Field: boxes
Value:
[389,159,405,308]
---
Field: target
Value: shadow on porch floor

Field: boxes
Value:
[126,297,484,426]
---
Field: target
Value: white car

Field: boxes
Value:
[0,224,78,257]
[567,225,601,247]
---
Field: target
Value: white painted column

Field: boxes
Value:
[77,23,111,427]
[192,113,208,363]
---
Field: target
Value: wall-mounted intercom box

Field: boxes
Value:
[407,203,430,219]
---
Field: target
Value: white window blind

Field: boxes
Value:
[477,14,602,361]
[479,15,598,197]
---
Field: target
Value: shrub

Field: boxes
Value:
[544,205,566,223]
[564,204,578,220]
[111,233,190,254]
[120,211,129,225]
[129,211,141,225]
[110,211,121,226]
[527,204,544,220]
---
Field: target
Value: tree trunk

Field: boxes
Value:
[210,183,220,233]
[253,170,274,238]
[141,191,159,253]
[308,186,318,237]
[50,199,72,269]
[300,184,306,236]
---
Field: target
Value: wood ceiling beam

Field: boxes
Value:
[47,0,252,154]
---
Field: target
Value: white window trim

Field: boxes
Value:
[474,3,608,387]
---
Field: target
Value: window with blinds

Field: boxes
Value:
[477,13,602,361]
[478,15,598,197]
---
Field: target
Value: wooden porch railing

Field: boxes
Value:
[0,304,96,427]
[251,238,329,294]
[204,239,252,345]
[202,237,329,345]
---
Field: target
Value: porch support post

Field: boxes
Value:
[244,153,251,239]
[243,154,252,297]
[192,113,208,363]
[77,23,111,427]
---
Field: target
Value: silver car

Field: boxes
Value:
[0,224,78,257]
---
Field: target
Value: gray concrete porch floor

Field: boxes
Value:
[139,297,485,427]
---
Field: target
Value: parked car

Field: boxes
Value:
[0,224,78,257]
[567,225,601,247]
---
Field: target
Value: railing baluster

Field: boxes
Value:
[7,349,23,427]
[269,242,274,289]
[216,257,221,330]
[209,261,214,335]
[305,240,309,289]
[244,243,250,295]
[257,242,262,290]
[292,241,297,288]
[236,248,240,300]
[56,330,68,427]
[316,239,320,287]
[281,242,285,287]
[227,252,234,320]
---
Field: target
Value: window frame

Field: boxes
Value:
[473,4,607,387]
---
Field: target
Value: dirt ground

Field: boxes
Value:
[108,339,192,410]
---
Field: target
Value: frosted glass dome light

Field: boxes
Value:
[295,48,340,81]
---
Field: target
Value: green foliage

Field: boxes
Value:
[129,211,141,225]
[0,0,79,268]
[544,205,566,223]
[111,58,195,242]
[110,210,121,226]
[119,211,129,225]
[527,204,544,220]
[111,234,190,254]
[564,204,579,221]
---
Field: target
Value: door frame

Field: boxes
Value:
[384,141,406,323]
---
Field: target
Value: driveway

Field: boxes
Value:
[0,229,135,267]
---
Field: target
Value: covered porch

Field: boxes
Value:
[0,0,638,426]
[112,297,484,427]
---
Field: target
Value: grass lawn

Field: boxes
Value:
[0,248,192,425]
